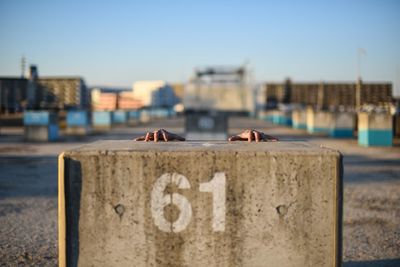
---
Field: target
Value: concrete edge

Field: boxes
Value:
[62,149,342,158]
[335,152,344,267]
[58,152,66,267]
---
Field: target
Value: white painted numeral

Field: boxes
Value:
[151,173,192,233]
[151,172,226,232]
[199,172,226,232]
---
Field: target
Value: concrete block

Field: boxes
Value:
[112,110,128,125]
[25,125,58,141]
[258,110,274,122]
[59,141,342,267]
[24,111,57,126]
[329,112,355,138]
[66,111,91,136]
[66,111,90,127]
[150,108,171,119]
[24,111,58,141]
[66,126,91,136]
[395,114,400,138]
[92,111,112,131]
[139,110,151,124]
[358,112,392,147]
[307,109,331,134]
[292,109,307,129]
[127,110,140,126]
[185,112,228,140]
[270,110,292,126]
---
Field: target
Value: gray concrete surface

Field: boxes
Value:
[0,116,399,266]
[61,141,341,266]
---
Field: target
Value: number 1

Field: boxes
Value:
[199,172,226,232]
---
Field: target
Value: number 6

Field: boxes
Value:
[151,173,192,233]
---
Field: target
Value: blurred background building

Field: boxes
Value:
[0,65,89,113]
[132,80,180,108]
[257,79,393,111]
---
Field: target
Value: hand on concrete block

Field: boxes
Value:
[228,129,278,142]
[134,129,186,142]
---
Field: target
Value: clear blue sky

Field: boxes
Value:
[0,0,399,95]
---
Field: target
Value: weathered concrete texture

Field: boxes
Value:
[60,141,342,267]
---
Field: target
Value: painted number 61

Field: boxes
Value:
[151,172,226,233]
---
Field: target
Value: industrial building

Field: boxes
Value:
[132,81,180,108]
[260,79,393,110]
[91,87,143,111]
[0,65,89,113]
[0,78,32,113]
[37,77,89,110]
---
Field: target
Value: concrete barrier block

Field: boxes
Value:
[92,111,112,131]
[358,112,392,146]
[257,110,274,122]
[329,112,355,138]
[66,111,90,127]
[271,110,292,126]
[139,110,151,124]
[25,125,58,141]
[395,114,400,138]
[112,110,128,125]
[24,111,58,141]
[66,111,91,136]
[292,109,307,129]
[307,109,331,134]
[150,108,172,119]
[24,111,56,126]
[185,112,228,140]
[59,141,342,267]
[127,110,140,126]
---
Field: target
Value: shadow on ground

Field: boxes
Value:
[0,156,57,198]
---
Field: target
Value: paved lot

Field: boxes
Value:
[0,116,399,266]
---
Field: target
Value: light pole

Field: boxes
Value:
[357,47,367,81]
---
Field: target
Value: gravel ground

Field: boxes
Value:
[0,117,399,266]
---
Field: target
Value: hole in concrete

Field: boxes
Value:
[114,204,125,217]
[276,205,288,216]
